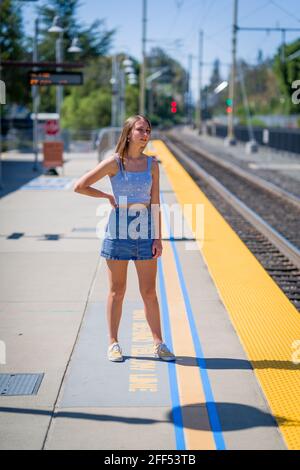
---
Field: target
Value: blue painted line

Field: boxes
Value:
[160,191,226,450]
[21,186,67,190]
[158,257,186,450]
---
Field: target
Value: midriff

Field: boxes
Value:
[117,202,151,208]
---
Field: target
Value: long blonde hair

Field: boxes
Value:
[115,115,152,171]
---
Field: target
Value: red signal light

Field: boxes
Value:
[171,101,177,113]
[226,106,233,114]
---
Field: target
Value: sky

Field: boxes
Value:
[22,0,300,101]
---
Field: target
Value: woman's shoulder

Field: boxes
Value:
[149,155,159,167]
[142,154,158,163]
[106,153,120,177]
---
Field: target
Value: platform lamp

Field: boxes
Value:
[68,37,82,54]
[47,17,82,175]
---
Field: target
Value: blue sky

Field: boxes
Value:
[22,0,300,100]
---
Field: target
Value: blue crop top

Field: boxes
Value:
[110,154,154,205]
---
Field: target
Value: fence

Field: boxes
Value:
[205,122,300,155]
[1,118,99,153]
[95,127,122,161]
[1,118,33,152]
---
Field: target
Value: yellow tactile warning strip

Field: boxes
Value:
[151,139,300,450]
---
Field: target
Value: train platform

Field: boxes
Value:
[0,140,299,450]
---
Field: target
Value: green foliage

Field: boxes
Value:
[0,0,31,108]
[145,47,187,123]
[125,85,139,117]
[205,50,298,119]
[61,88,111,130]
[273,38,300,114]
[37,0,115,62]
[0,0,24,60]
[35,0,115,111]
[238,116,267,127]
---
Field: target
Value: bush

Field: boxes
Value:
[61,90,111,130]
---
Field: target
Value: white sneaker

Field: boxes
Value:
[107,342,123,362]
[154,342,176,361]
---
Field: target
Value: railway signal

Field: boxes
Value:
[226,98,233,114]
[171,100,177,113]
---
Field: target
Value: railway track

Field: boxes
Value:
[162,134,300,311]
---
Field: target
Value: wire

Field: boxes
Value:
[270,0,300,23]
[175,0,185,8]
[201,0,217,27]
[163,0,187,41]
[206,0,273,41]
[180,0,218,54]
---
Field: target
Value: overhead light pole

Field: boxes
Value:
[111,55,137,127]
[48,16,82,175]
[32,17,39,171]
[68,37,82,54]
[48,16,64,125]
[139,0,147,115]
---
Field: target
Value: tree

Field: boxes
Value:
[145,47,187,123]
[61,55,112,129]
[62,89,111,130]
[273,38,300,114]
[257,49,264,65]
[209,59,222,90]
[0,0,30,109]
[36,0,115,112]
[61,53,140,130]
[37,0,115,62]
[201,58,224,116]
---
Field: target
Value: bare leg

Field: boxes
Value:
[134,259,163,345]
[105,259,129,345]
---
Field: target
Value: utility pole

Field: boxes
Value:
[56,31,63,125]
[237,26,300,63]
[224,15,300,146]
[281,29,286,62]
[226,0,238,146]
[120,66,126,126]
[188,54,193,126]
[195,30,203,134]
[238,63,258,153]
[139,0,147,115]
[111,55,118,127]
[32,18,39,171]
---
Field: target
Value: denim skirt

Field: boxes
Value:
[100,206,155,260]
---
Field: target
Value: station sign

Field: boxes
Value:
[45,120,59,135]
[29,71,83,86]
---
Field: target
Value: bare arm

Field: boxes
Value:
[73,157,116,199]
[150,157,162,240]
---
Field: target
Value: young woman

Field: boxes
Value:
[74,115,175,363]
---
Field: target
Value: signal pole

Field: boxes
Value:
[139,0,147,115]
[188,54,193,126]
[195,30,203,134]
[225,0,238,146]
[224,0,300,147]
